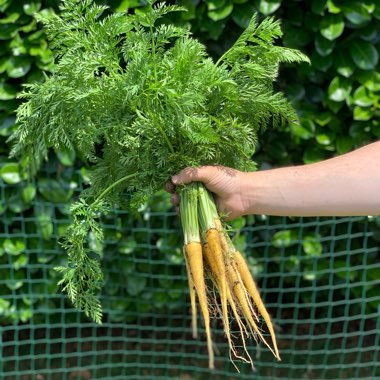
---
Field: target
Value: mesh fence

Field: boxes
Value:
[0,172,379,380]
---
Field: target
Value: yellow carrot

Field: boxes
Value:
[183,247,197,339]
[185,242,214,369]
[234,250,281,360]
[226,261,263,337]
[205,229,229,331]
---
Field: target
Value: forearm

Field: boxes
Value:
[243,141,380,217]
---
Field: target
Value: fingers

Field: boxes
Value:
[172,166,217,186]
[164,181,175,193]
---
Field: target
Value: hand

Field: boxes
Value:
[164,166,249,220]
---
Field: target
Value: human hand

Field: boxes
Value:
[164,166,250,220]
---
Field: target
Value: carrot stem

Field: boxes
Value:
[180,184,214,369]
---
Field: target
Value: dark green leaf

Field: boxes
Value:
[6,56,32,78]
[38,178,75,203]
[36,211,53,240]
[303,146,326,163]
[342,3,371,26]
[334,48,355,78]
[232,3,255,29]
[320,14,345,40]
[311,0,326,15]
[356,71,380,91]
[311,51,333,71]
[315,34,335,56]
[0,82,17,100]
[336,135,354,154]
[349,40,379,70]
[327,76,352,102]
[127,275,147,296]
[0,115,16,136]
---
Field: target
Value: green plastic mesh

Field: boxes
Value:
[0,175,379,380]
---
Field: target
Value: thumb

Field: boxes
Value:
[172,166,216,186]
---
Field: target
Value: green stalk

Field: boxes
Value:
[94,172,139,204]
[197,183,218,235]
[179,183,200,244]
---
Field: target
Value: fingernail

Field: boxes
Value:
[172,175,179,184]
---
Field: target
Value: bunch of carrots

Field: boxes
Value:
[179,182,280,370]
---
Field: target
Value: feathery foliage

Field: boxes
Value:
[9,0,309,323]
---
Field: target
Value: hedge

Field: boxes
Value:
[0,0,379,323]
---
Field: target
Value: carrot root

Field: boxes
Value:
[184,242,214,369]
[233,250,281,361]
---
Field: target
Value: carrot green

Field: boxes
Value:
[9,0,308,367]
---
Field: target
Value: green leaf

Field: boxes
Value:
[334,49,355,78]
[272,230,298,248]
[327,76,352,102]
[11,254,28,270]
[3,238,26,256]
[0,11,20,24]
[358,23,379,42]
[326,0,340,14]
[38,178,75,203]
[311,51,333,71]
[208,3,233,21]
[207,0,226,11]
[290,119,315,140]
[315,112,332,127]
[23,2,42,16]
[303,235,322,257]
[303,146,326,164]
[232,3,255,29]
[352,86,374,107]
[5,271,24,290]
[56,148,76,166]
[336,135,354,154]
[0,82,17,100]
[0,115,16,136]
[320,14,345,40]
[6,56,32,78]
[0,163,22,184]
[316,132,334,146]
[311,0,326,15]
[259,0,281,16]
[22,184,36,203]
[349,40,379,70]
[283,24,314,47]
[127,275,147,296]
[0,298,11,314]
[342,3,371,26]
[315,35,335,56]
[353,106,372,121]
[36,211,53,240]
[113,0,142,12]
[8,194,30,213]
[371,120,380,138]
[356,71,380,92]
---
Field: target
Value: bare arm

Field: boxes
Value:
[169,141,380,219]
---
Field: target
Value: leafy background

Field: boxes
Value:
[0,1,379,378]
